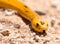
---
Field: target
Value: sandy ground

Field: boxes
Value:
[0,0,60,44]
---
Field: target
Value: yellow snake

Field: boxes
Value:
[0,0,48,32]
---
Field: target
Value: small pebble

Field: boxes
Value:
[43,40,50,44]
[21,35,25,38]
[51,0,60,11]
[0,8,5,11]
[0,23,5,30]
[14,23,20,29]
[35,11,46,15]
[57,22,60,26]
[28,38,34,43]
[1,30,10,36]
[9,33,20,38]
[51,19,55,27]
[4,9,15,16]
[35,35,40,40]
[30,32,36,36]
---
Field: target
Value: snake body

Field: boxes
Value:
[0,0,48,32]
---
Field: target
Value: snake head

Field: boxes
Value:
[31,19,48,33]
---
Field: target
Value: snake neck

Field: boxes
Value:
[0,0,42,22]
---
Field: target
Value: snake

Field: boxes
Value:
[0,0,48,32]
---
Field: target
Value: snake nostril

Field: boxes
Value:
[47,24,48,26]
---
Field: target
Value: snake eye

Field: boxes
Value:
[36,23,39,27]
